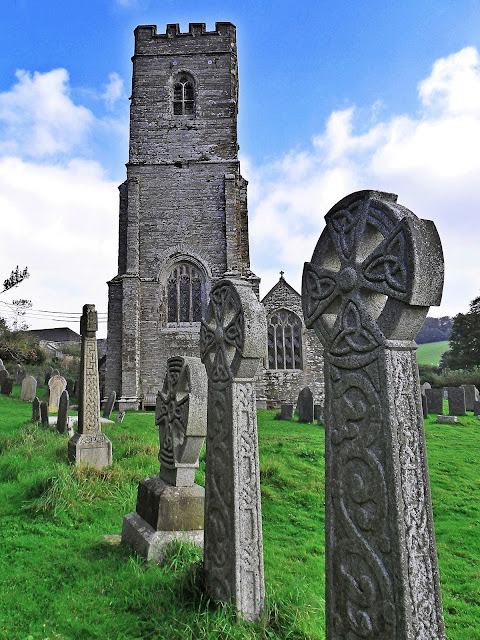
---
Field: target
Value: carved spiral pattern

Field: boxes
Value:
[303,193,445,639]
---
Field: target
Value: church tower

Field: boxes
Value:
[106,23,257,410]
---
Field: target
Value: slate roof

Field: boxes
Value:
[23,327,81,343]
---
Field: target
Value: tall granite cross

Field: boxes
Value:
[68,304,112,469]
[200,278,267,623]
[302,191,446,639]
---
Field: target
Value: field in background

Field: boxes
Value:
[417,340,450,366]
[0,388,479,639]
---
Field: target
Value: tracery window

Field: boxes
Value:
[167,263,204,323]
[267,310,303,370]
[173,74,195,116]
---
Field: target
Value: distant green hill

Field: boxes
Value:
[416,340,449,366]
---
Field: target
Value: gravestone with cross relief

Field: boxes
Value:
[122,355,207,561]
[200,277,267,623]
[68,305,112,469]
[302,190,446,639]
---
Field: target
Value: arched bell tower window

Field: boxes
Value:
[173,74,195,116]
[167,262,204,324]
[267,310,303,370]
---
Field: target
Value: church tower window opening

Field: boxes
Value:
[173,74,195,115]
[167,262,204,324]
[267,310,303,370]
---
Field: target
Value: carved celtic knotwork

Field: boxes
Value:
[302,191,446,639]
[155,356,207,487]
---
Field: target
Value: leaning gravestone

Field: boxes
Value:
[297,386,314,423]
[21,375,37,402]
[280,403,293,420]
[102,390,116,419]
[447,386,466,416]
[32,397,40,422]
[462,384,479,412]
[1,377,14,396]
[57,390,69,434]
[116,411,125,423]
[425,388,443,415]
[122,356,207,560]
[48,375,67,413]
[302,190,446,638]
[68,305,112,469]
[200,278,266,623]
[40,401,48,427]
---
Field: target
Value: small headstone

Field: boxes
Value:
[0,369,8,386]
[48,375,67,413]
[15,364,26,385]
[44,366,53,385]
[40,401,49,427]
[102,390,116,419]
[437,415,458,424]
[302,190,445,637]
[57,390,69,434]
[20,375,37,402]
[32,397,40,422]
[116,411,125,423]
[425,388,443,414]
[421,381,431,395]
[461,384,479,411]
[68,304,112,469]
[280,403,293,420]
[297,387,314,423]
[421,393,428,419]
[314,403,323,421]
[36,374,43,387]
[473,399,480,416]
[200,278,266,622]
[122,356,208,561]
[66,378,74,395]
[448,386,466,416]
[1,377,14,396]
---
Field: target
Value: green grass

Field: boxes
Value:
[417,340,450,366]
[0,391,479,638]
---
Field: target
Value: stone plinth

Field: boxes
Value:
[68,433,112,469]
[437,415,458,424]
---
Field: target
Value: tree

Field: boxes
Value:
[440,295,480,369]
[1,266,29,294]
[10,299,32,331]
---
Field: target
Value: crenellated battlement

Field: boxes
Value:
[134,22,236,55]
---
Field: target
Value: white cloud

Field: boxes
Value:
[0,157,118,336]
[245,46,480,317]
[0,69,94,158]
[101,72,125,110]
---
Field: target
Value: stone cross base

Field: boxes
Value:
[122,512,204,562]
[135,477,204,531]
[68,433,112,469]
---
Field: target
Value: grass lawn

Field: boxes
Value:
[417,340,450,366]
[0,386,479,639]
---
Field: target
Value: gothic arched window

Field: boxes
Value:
[167,262,204,323]
[267,310,303,370]
[173,74,195,116]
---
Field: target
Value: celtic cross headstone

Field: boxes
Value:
[200,278,267,623]
[68,304,112,469]
[302,191,446,639]
[122,356,207,561]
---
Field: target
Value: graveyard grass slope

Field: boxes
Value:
[416,340,450,366]
[0,391,479,639]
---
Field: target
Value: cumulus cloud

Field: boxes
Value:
[245,47,480,316]
[0,69,94,158]
[101,72,125,110]
[0,156,118,335]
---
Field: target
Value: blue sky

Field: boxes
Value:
[1,0,480,336]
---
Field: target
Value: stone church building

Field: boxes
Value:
[105,22,323,411]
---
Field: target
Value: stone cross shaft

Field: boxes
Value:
[78,304,101,434]
[302,191,446,639]
[200,278,267,623]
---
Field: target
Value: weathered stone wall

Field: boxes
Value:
[256,277,324,409]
